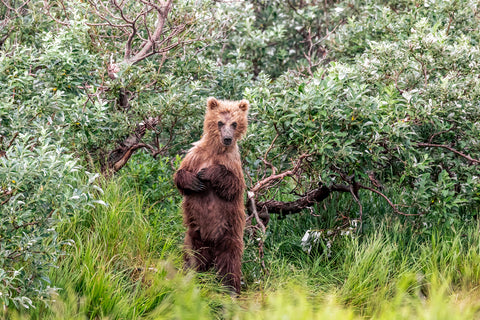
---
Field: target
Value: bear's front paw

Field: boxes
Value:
[208,164,229,177]
[214,164,228,173]
[191,177,206,192]
[197,168,210,181]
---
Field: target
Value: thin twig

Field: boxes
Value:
[417,142,480,164]
[358,184,422,216]
[6,132,19,150]
[12,209,55,229]
[1,189,15,205]
[261,132,279,176]
[127,0,174,64]
[247,191,266,234]
[1,0,31,14]
[427,126,456,143]
[412,54,428,88]
[349,184,363,223]
[446,12,454,36]
[394,68,404,94]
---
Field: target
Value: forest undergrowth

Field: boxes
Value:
[7,155,480,320]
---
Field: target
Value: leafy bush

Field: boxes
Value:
[242,0,480,226]
[0,16,101,308]
[0,131,99,308]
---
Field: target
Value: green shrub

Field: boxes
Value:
[0,131,98,308]
[0,15,101,308]
[242,0,480,225]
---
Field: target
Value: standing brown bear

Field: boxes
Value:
[174,97,249,294]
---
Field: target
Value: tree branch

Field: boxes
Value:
[107,117,167,172]
[417,142,480,165]
[247,191,266,233]
[250,183,337,216]
[1,0,31,14]
[427,126,455,143]
[247,181,423,219]
[127,0,174,64]
[411,54,428,88]
[109,142,153,172]
[250,153,312,194]
[357,184,421,216]
[11,209,54,229]
[1,189,15,205]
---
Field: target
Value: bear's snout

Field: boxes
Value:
[223,137,233,146]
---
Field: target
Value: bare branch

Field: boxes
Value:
[417,142,480,165]
[6,132,19,150]
[107,116,170,172]
[109,143,152,172]
[261,132,279,176]
[247,191,266,233]
[124,22,137,60]
[411,53,428,88]
[427,126,456,143]
[1,189,15,205]
[349,182,363,222]
[393,68,404,94]
[112,0,133,24]
[1,0,31,14]
[250,183,335,216]
[43,0,70,26]
[446,12,454,35]
[358,184,422,216]
[247,181,423,218]
[301,22,340,76]
[250,153,312,194]
[127,0,174,64]
[0,25,15,48]
[85,0,130,28]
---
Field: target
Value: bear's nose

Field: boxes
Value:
[223,137,232,146]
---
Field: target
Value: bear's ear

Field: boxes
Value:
[238,100,249,112]
[207,97,219,110]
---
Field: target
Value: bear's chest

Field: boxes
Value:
[196,160,213,173]
[195,154,236,173]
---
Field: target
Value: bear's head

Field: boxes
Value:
[203,97,249,148]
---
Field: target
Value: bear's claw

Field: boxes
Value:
[197,168,209,181]
[191,177,206,192]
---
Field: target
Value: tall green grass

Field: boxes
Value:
[6,169,480,319]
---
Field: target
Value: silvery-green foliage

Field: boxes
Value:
[215,0,344,77]
[0,132,98,308]
[0,14,101,308]
[242,0,480,224]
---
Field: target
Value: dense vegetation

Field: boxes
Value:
[1,0,480,318]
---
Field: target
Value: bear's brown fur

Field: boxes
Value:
[174,97,249,294]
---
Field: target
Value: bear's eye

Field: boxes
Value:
[231,122,237,129]
[218,121,224,128]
